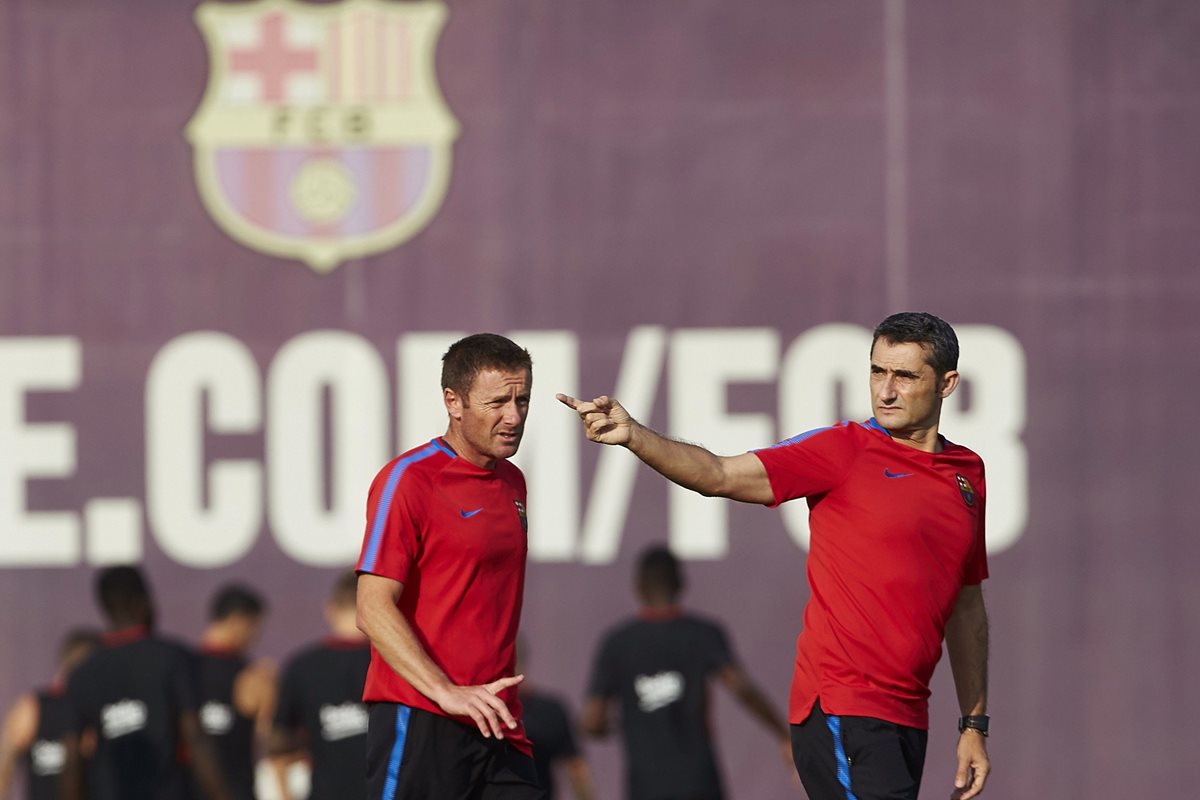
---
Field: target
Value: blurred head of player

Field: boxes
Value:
[95,564,156,630]
[205,583,267,654]
[325,570,365,639]
[441,333,533,469]
[58,628,101,677]
[869,312,960,434]
[635,545,684,608]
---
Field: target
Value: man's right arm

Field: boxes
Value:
[716,665,793,767]
[563,754,597,800]
[0,693,37,798]
[578,696,611,739]
[180,711,230,800]
[557,394,775,504]
[355,573,522,739]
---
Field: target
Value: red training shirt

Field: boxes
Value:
[753,419,987,730]
[356,437,532,755]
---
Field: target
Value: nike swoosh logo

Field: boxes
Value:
[883,469,913,479]
[460,508,483,518]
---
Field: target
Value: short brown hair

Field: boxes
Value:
[441,334,532,397]
[871,312,959,377]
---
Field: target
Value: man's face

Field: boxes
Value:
[228,613,264,652]
[446,367,532,467]
[869,338,956,433]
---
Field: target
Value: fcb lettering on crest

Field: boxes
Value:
[186,0,459,272]
[956,473,976,507]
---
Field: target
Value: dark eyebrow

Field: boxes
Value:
[870,363,921,379]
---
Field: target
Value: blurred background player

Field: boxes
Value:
[515,641,596,800]
[62,565,229,800]
[268,571,370,800]
[196,584,276,800]
[0,629,100,800]
[583,545,790,800]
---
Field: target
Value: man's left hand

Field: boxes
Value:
[951,731,989,799]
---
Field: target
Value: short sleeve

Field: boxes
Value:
[752,422,857,506]
[704,622,736,675]
[963,465,989,585]
[586,634,618,700]
[357,460,425,583]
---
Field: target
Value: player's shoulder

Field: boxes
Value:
[286,638,367,673]
[148,633,198,659]
[494,458,526,490]
[676,610,728,635]
[940,436,986,471]
[282,639,328,671]
[766,419,862,450]
[372,439,456,489]
[596,615,644,648]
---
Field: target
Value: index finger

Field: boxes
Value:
[555,393,581,410]
[486,674,525,693]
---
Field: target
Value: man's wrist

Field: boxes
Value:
[625,420,646,453]
[957,714,989,737]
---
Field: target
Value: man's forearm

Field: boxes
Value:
[182,715,231,800]
[626,423,728,496]
[0,748,18,798]
[359,596,454,705]
[60,737,85,800]
[736,683,790,740]
[564,756,597,800]
[945,586,989,715]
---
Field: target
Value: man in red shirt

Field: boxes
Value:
[356,333,543,799]
[559,312,991,800]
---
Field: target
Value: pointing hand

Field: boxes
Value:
[556,393,635,446]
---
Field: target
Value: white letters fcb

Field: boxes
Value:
[319,702,368,741]
[100,699,148,739]
[635,671,685,713]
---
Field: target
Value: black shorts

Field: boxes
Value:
[366,702,546,800]
[790,701,928,800]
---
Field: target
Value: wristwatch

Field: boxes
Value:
[958,714,989,736]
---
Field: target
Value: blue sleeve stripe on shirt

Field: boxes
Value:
[359,441,447,573]
[430,437,456,458]
[862,417,891,437]
[761,423,839,450]
[381,704,412,800]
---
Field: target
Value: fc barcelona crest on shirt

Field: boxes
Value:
[513,500,528,533]
[185,0,460,272]
[955,473,976,507]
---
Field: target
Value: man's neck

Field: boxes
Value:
[889,424,943,453]
[200,624,243,653]
[442,429,496,470]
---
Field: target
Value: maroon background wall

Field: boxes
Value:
[2,1,1198,798]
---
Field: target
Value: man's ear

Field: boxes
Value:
[938,369,960,399]
[444,387,463,420]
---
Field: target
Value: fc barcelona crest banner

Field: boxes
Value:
[186,0,459,272]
